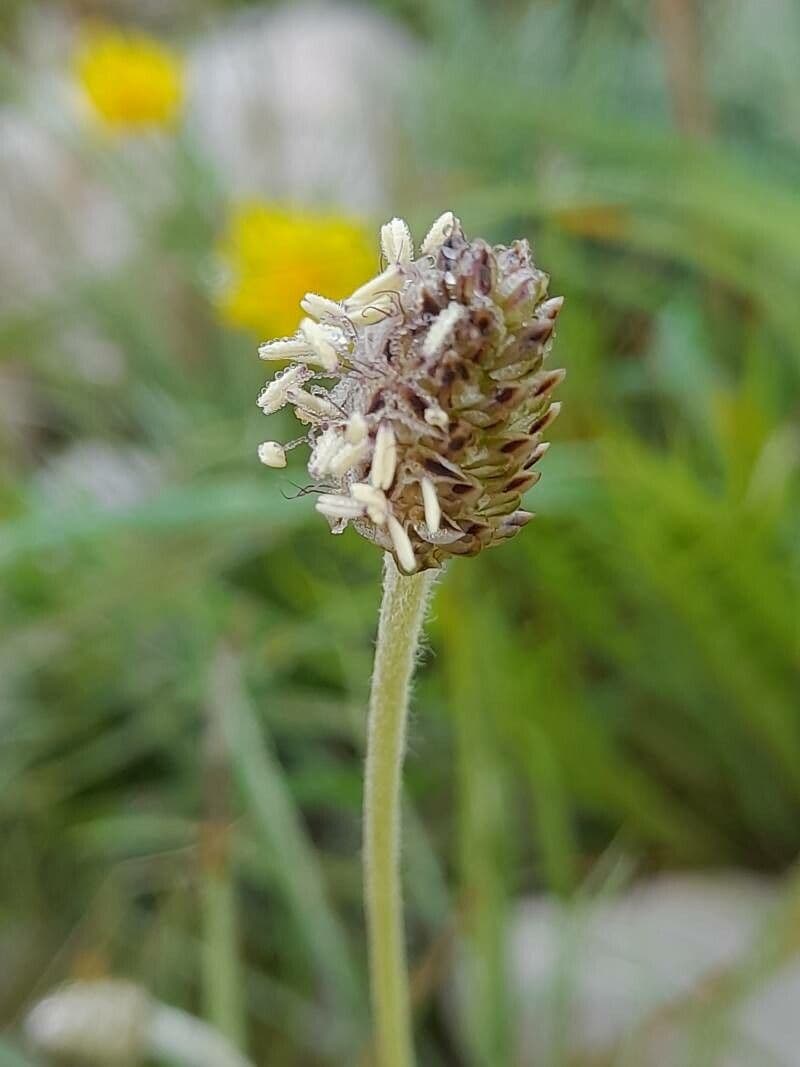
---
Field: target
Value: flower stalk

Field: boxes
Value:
[364,555,435,1067]
[254,211,564,1063]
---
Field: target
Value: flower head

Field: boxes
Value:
[75,28,184,131]
[257,213,564,573]
[217,204,376,338]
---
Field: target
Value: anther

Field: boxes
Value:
[370,423,397,491]
[300,318,339,372]
[380,217,414,265]
[351,483,389,525]
[420,211,459,255]
[387,514,416,573]
[420,477,442,533]
[257,441,287,468]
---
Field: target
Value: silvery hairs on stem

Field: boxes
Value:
[257,212,564,574]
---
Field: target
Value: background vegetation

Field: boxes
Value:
[1,1,799,1064]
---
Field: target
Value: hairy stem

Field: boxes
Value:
[364,555,435,1067]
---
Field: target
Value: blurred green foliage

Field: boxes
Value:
[1,1,799,1064]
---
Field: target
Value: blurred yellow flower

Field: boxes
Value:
[217,204,377,338]
[76,28,184,130]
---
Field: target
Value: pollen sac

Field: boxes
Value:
[256,213,564,573]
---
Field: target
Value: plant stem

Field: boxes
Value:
[364,554,435,1067]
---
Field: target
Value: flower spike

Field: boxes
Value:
[256,213,564,572]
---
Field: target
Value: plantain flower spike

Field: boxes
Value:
[257,212,564,573]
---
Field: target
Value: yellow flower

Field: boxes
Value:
[75,28,184,130]
[217,203,377,338]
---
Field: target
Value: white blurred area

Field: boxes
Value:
[0,1,412,312]
[188,3,413,209]
[507,873,800,1067]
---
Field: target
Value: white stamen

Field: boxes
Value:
[308,427,344,478]
[370,423,397,490]
[257,441,287,468]
[420,477,442,533]
[345,412,368,444]
[380,217,414,264]
[329,439,368,476]
[423,301,467,358]
[316,494,365,520]
[531,441,551,461]
[421,211,459,255]
[286,387,339,422]
[258,335,311,361]
[345,266,404,311]
[257,364,312,414]
[387,514,416,573]
[260,331,342,372]
[424,403,449,430]
[300,318,339,372]
[300,292,344,321]
[351,482,389,525]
